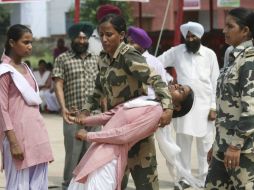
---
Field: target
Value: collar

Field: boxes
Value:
[142,50,149,57]
[68,49,92,59]
[1,54,12,64]
[91,29,100,39]
[231,40,253,58]
[100,42,128,65]
[112,42,126,59]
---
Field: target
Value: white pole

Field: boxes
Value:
[154,0,171,56]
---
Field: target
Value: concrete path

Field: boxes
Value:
[0,113,199,190]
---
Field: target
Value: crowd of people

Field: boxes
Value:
[0,3,254,190]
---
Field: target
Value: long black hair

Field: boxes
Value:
[4,24,32,56]
[173,89,194,118]
[246,11,254,39]
[228,8,252,29]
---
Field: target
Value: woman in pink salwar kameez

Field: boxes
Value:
[0,24,54,190]
[67,84,193,190]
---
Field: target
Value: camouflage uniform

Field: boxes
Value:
[83,42,173,190]
[205,40,254,190]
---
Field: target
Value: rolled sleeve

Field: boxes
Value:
[52,56,65,80]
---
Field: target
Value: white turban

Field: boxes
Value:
[180,21,204,39]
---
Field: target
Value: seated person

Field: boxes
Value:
[33,59,51,111]
[67,84,194,190]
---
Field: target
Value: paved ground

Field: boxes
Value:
[0,113,199,190]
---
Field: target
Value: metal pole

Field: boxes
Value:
[209,0,214,30]
[173,0,183,45]
[74,0,80,23]
[154,0,171,56]
[138,2,142,27]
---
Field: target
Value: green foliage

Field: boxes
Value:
[70,0,133,26]
[26,52,53,69]
[25,39,55,69]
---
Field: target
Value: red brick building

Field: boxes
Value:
[130,0,254,32]
[129,0,254,67]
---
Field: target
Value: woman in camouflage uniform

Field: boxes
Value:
[68,14,175,190]
[205,8,254,190]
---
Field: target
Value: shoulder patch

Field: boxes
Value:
[120,45,130,55]
[245,49,254,58]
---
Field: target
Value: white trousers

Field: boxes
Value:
[68,159,117,190]
[43,91,60,111]
[3,138,48,190]
[176,131,214,186]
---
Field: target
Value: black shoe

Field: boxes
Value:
[174,180,191,190]
[174,185,181,190]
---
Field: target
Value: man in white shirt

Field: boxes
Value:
[158,21,219,189]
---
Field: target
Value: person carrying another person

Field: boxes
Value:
[67,14,174,190]
[67,82,194,190]
[120,25,173,189]
[158,21,220,189]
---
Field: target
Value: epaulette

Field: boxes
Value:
[244,48,254,58]
[120,45,130,55]
[100,50,107,57]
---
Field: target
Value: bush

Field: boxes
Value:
[26,37,69,69]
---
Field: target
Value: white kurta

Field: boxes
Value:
[88,29,103,55]
[143,51,172,99]
[158,44,219,137]
[33,70,50,87]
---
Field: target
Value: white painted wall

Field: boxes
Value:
[10,0,73,38]
[47,0,73,36]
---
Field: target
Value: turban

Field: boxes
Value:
[127,26,152,49]
[67,22,94,40]
[180,21,204,39]
[96,4,121,21]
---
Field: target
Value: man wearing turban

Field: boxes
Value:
[158,21,220,189]
[52,22,100,190]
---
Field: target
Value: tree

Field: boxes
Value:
[0,4,11,35]
[69,0,133,26]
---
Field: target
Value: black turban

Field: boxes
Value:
[67,22,94,39]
